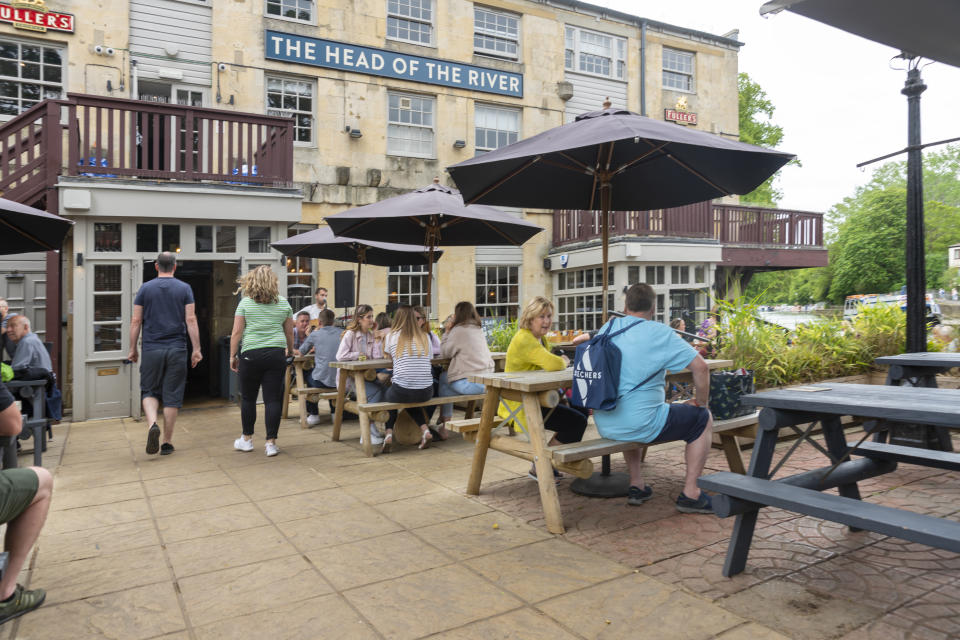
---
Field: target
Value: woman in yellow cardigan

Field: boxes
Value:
[500,296,588,481]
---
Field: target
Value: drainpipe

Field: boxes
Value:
[639,20,647,116]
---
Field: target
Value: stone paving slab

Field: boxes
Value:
[3,407,959,638]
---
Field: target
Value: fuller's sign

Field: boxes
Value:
[265,30,523,98]
[0,0,74,33]
[664,109,697,125]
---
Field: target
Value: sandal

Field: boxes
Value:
[418,428,433,450]
[436,423,450,441]
[380,432,393,454]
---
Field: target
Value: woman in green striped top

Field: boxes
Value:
[229,266,294,457]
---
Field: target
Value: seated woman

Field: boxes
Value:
[501,296,588,482]
[381,305,436,453]
[413,305,442,356]
[336,304,388,445]
[437,302,493,439]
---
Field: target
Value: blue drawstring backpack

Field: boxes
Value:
[571,318,658,410]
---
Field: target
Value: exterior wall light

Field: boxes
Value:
[453,139,466,148]
[349,129,363,139]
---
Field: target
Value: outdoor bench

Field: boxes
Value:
[357,393,486,447]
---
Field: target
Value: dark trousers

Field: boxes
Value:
[542,404,589,444]
[238,347,286,440]
[301,367,319,415]
[384,384,434,430]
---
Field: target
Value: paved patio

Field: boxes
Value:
[3,404,959,639]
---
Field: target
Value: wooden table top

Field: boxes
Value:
[330,352,506,371]
[743,382,960,427]
[874,352,960,368]
[467,359,733,393]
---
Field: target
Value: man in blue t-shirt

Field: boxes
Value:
[593,283,714,514]
[127,252,202,457]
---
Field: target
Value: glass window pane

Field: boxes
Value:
[162,225,180,253]
[136,224,157,253]
[93,324,122,352]
[196,225,213,252]
[94,264,121,291]
[94,223,122,252]
[216,225,236,252]
[249,225,271,253]
[94,294,121,322]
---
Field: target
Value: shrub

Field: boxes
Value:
[486,319,518,352]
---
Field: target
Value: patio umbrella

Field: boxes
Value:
[447,104,793,321]
[758,0,960,353]
[270,226,443,309]
[0,197,73,254]
[325,179,544,307]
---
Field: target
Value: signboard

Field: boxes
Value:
[0,0,74,33]
[664,108,697,125]
[265,30,523,98]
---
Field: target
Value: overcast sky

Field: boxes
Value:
[592,1,960,214]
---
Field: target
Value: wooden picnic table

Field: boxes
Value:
[328,352,507,457]
[699,382,960,577]
[465,358,732,534]
[874,352,960,451]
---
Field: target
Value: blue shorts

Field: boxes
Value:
[140,348,188,408]
[650,404,710,444]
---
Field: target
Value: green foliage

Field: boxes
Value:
[714,297,938,388]
[738,73,798,207]
[486,320,517,351]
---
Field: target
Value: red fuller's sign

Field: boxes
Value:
[0,0,74,33]
[664,108,697,125]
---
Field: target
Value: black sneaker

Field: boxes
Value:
[676,492,713,514]
[627,485,653,506]
[527,465,562,484]
[159,443,175,456]
[0,584,45,624]
[145,423,160,455]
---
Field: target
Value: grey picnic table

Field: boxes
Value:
[699,382,960,577]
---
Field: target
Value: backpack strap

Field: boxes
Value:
[600,318,644,340]
[606,318,658,398]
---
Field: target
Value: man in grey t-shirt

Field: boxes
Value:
[295,308,340,426]
[128,252,202,456]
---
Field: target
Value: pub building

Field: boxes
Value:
[0,0,826,420]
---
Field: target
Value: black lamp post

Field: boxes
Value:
[902,60,927,353]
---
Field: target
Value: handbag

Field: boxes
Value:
[708,369,755,420]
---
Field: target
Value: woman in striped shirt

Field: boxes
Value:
[230,266,293,457]
[380,305,436,453]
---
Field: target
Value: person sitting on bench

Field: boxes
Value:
[0,382,52,624]
[593,284,714,514]
[296,309,341,425]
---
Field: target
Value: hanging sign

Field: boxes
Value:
[664,95,697,125]
[265,30,523,98]
[0,0,74,33]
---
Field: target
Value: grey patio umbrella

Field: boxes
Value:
[271,226,442,309]
[759,0,960,353]
[325,179,544,307]
[0,197,73,254]
[448,104,793,321]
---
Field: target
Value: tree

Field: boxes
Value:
[738,73,795,206]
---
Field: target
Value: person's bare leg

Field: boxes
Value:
[142,397,159,427]
[623,448,646,489]
[682,414,714,499]
[161,407,178,445]
[0,467,52,599]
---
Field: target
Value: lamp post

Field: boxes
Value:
[902,59,927,353]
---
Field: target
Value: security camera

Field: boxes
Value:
[93,45,104,54]
[217,63,227,71]
[105,47,115,56]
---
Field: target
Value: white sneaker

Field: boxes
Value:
[234,437,254,452]
[265,442,279,457]
[306,414,321,426]
[360,424,385,445]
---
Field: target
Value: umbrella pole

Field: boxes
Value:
[600,181,611,324]
[425,244,435,310]
[355,260,362,309]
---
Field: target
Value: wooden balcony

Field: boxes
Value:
[0,94,295,209]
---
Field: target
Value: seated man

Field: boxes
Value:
[6,317,51,378]
[295,309,341,426]
[593,283,714,514]
[0,382,52,623]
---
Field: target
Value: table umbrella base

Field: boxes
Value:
[570,471,631,498]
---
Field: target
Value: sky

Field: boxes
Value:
[592,1,960,214]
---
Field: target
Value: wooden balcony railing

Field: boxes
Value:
[552,202,824,249]
[0,94,295,206]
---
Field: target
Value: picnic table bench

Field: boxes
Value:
[699,382,960,577]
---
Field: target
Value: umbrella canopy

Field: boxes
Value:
[447,106,792,319]
[760,0,960,68]
[271,226,442,309]
[0,197,73,254]
[325,180,544,307]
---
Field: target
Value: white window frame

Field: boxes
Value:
[663,47,695,93]
[0,37,65,118]
[473,5,520,61]
[387,92,435,159]
[474,103,520,154]
[475,264,520,320]
[387,0,434,46]
[265,75,315,146]
[388,264,430,309]
[265,0,314,23]
[564,26,626,80]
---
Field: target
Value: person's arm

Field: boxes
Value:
[336,331,357,360]
[229,315,245,373]
[185,303,202,368]
[523,334,567,371]
[127,305,143,363]
[688,355,710,408]
[283,317,294,356]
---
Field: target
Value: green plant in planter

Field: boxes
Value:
[486,319,518,351]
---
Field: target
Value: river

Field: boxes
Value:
[756,311,823,331]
